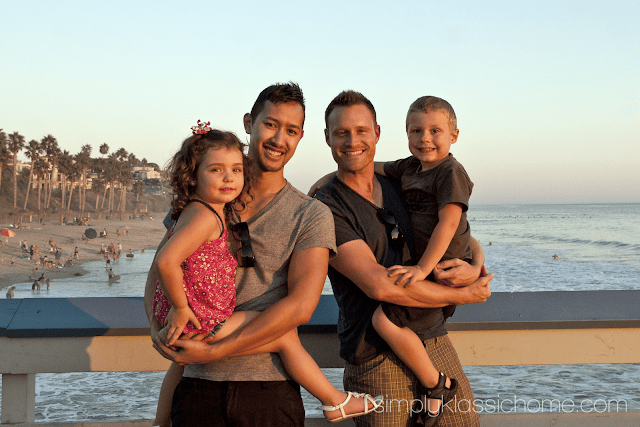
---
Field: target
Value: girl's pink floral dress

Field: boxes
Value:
[153,228,237,334]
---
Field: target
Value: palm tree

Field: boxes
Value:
[66,163,81,211]
[132,180,145,216]
[103,156,118,211]
[92,177,106,210]
[75,145,92,213]
[41,135,59,210]
[99,143,109,158]
[46,145,61,210]
[114,148,130,216]
[23,140,43,210]
[33,158,49,211]
[7,132,26,210]
[0,129,9,190]
[57,150,73,209]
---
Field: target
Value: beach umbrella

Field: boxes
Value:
[1,228,16,238]
[56,252,70,259]
[84,228,97,239]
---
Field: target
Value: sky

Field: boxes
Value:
[1,0,639,205]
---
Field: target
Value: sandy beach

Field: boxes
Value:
[0,214,167,294]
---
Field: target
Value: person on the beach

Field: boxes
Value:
[313,90,492,426]
[145,83,375,427]
[108,268,115,279]
[74,247,79,260]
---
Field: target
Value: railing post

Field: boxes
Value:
[1,373,36,423]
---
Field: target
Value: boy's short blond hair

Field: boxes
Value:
[407,96,457,133]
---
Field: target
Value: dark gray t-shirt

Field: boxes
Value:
[316,174,446,364]
[384,154,473,262]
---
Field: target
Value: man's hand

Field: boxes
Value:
[150,318,176,361]
[433,259,483,287]
[167,339,223,365]
[458,271,492,304]
[386,264,428,287]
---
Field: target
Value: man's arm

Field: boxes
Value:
[307,172,336,197]
[159,246,330,365]
[144,229,173,359]
[331,239,491,308]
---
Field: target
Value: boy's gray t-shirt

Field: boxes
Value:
[183,182,337,381]
[384,154,473,261]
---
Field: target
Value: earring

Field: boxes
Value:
[190,181,196,186]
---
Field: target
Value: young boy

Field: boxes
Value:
[371,96,474,425]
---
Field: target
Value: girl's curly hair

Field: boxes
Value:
[166,129,253,221]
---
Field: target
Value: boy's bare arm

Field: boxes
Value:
[433,236,484,287]
[388,203,463,286]
[373,161,387,176]
[416,203,463,274]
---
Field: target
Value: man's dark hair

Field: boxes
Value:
[250,82,305,127]
[324,90,377,128]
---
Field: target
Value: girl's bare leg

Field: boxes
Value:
[372,305,451,414]
[212,311,377,420]
[153,362,184,427]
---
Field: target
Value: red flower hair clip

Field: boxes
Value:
[191,120,212,135]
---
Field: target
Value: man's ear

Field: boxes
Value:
[243,113,252,134]
[375,125,381,143]
[325,129,330,147]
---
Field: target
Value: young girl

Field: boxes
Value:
[151,123,379,427]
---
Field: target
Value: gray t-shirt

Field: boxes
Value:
[384,154,473,262]
[183,182,337,381]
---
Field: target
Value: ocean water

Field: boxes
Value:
[1,203,639,422]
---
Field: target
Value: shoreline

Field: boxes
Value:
[1,215,167,293]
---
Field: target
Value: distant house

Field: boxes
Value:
[132,164,161,181]
[6,159,31,173]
